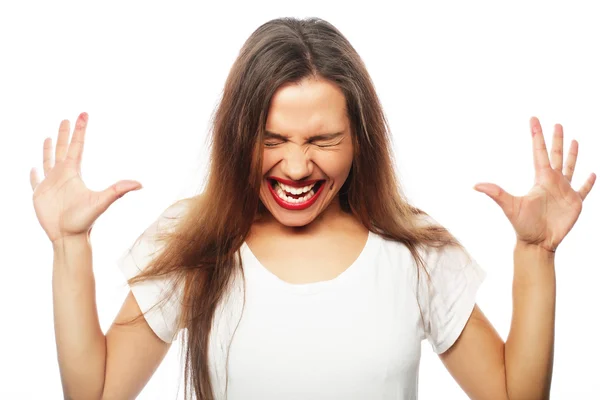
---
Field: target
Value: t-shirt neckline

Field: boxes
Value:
[240,230,377,295]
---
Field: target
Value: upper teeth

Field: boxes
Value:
[278,182,316,194]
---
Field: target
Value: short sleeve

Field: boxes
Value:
[117,200,189,343]
[419,244,487,354]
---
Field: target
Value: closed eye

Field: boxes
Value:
[264,141,284,147]
[264,130,346,149]
[311,140,341,148]
[314,144,335,148]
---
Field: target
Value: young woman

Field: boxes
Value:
[30,17,595,400]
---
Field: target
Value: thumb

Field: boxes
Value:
[473,183,516,219]
[96,180,143,214]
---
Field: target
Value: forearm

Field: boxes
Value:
[53,235,106,399]
[505,241,556,400]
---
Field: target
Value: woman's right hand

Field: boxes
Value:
[30,112,143,245]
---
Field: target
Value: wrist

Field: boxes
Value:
[52,234,90,252]
[52,235,93,271]
[515,240,556,259]
[52,234,93,280]
[513,240,556,289]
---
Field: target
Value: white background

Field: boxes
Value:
[2,0,599,398]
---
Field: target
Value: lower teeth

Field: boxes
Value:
[274,183,316,204]
[279,190,313,203]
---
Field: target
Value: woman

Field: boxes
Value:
[30,17,595,400]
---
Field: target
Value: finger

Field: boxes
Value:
[563,140,578,183]
[66,112,88,166]
[55,119,70,162]
[474,183,517,219]
[42,137,54,176]
[30,167,41,191]
[578,172,596,201]
[550,123,564,171]
[95,180,143,215]
[531,117,551,179]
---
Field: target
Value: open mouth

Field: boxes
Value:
[267,178,326,210]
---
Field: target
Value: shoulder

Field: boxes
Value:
[373,213,477,279]
[146,197,195,234]
[123,197,195,265]
[413,214,475,271]
[160,197,195,219]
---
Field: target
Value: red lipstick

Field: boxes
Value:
[268,176,321,187]
[267,178,326,211]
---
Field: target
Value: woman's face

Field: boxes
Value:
[259,77,354,227]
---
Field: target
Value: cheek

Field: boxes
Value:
[261,150,278,175]
[317,151,353,180]
[342,151,354,175]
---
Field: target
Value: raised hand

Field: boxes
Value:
[473,117,596,253]
[30,112,143,245]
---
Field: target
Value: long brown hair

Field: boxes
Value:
[127,17,468,399]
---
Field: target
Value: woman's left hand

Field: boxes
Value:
[473,117,596,253]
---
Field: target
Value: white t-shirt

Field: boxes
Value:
[118,203,486,399]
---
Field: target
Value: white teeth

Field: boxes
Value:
[278,182,315,195]
[274,181,316,204]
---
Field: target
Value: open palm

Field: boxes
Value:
[474,117,596,252]
[30,113,142,244]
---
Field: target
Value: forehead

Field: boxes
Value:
[265,77,349,136]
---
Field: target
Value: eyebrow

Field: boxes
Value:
[264,130,344,141]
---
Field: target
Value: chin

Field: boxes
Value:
[268,210,320,227]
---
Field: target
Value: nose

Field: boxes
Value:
[280,144,313,181]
